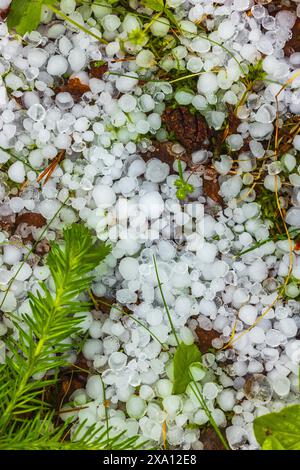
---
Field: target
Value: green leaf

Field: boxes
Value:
[164,7,180,29]
[262,437,285,450]
[7,0,56,35]
[141,0,165,12]
[253,405,300,450]
[173,343,201,394]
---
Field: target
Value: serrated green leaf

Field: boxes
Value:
[173,343,201,394]
[7,0,56,35]
[253,405,300,450]
[142,0,165,12]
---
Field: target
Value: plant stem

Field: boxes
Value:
[153,255,179,346]
[190,381,230,450]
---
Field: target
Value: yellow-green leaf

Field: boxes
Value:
[254,405,300,450]
[141,0,165,12]
[173,342,201,394]
[7,0,56,35]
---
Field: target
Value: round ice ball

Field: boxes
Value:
[138,191,164,219]
[92,184,116,208]
[119,257,139,281]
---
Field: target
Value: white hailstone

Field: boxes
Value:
[146,308,163,326]
[133,121,149,137]
[145,159,169,183]
[102,14,121,32]
[277,10,296,29]
[221,175,243,198]
[5,73,23,90]
[249,122,273,140]
[289,173,300,187]
[74,311,93,333]
[218,20,235,39]
[126,396,146,419]
[248,259,268,282]
[0,292,16,312]
[197,72,218,95]
[122,13,140,32]
[271,377,290,397]
[265,329,284,347]
[150,16,170,37]
[68,48,86,72]
[217,389,235,411]
[264,175,281,192]
[189,363,206,381]
[210,260,229,278]
[199,299,217,317]
[128,159,146,177]
[226,426,248,450]
[202,382,219,400]
[256,104,276,124]
[93,184,116,209]
[0,85,8,110]
[0,149,10,164]
[139,94,155,113]
[5,193,21,211]
[188,4,204,22]
[59,405,78,423]
[8,161,25,183]
[108,351,127,371]
[163,396,182,417]
[12,262,32,281]
[86,375,104,401]
[139,191,164,220]
[33,266,50,281]
[293,135,300,151]
[118,94,137,113]
[39,199,60,219]
[60,0,76,14]
[156,379,173,398]
[47,23,66,39]
[22,91,39,109]
[139,385,155,401]
[286,207,300,227]
[136,50,155,68]
[0,323,8,337]
[180,326,194,345]
[47,55,68,76]
[238,305,258,325]
[212,409,226,428]
[27,103,46,122]
[3,245,22,265]
[115,72,138,93]
[119,257,139,281]
[27,48,48,68]
[249,327,265,344]
[187,57,203,73]
[234,0,250,11]
[285,340,300,363]
[194,410,209,425]
[82,339,103,360]
[197,242,217,263]
[110,323,125,337]
[279,318,297,338]
[0,0,11,8]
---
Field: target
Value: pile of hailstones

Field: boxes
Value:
[0,0,300,450]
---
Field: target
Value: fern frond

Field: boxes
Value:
[0,224,111,441]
